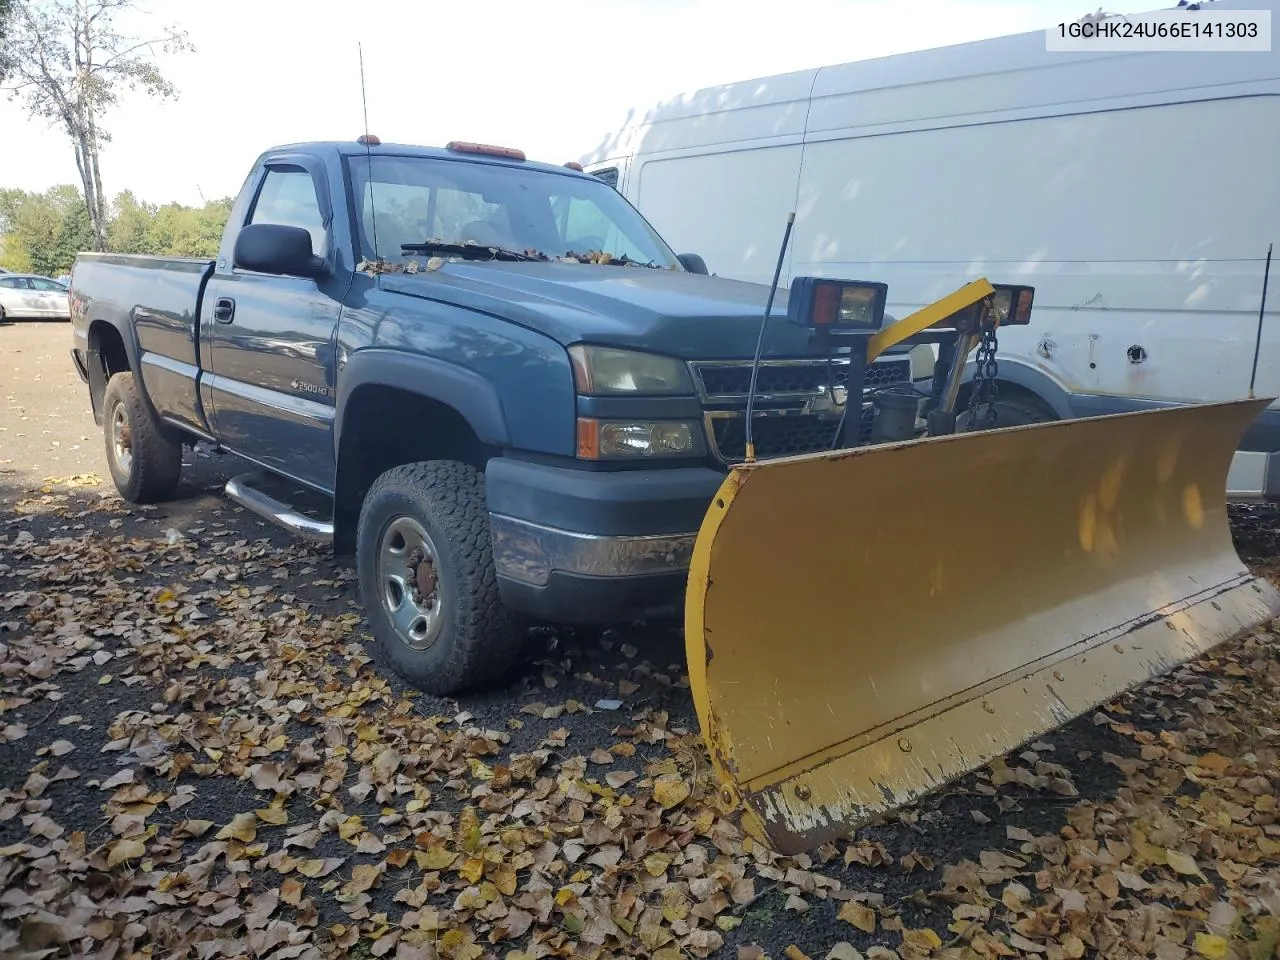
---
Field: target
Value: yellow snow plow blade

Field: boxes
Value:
[686,397,1280,855]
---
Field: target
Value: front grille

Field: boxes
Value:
[709,406,876,462]
[694,355,914,463]
[695,357,910,399]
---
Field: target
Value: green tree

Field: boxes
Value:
[106,188,157,254]
[0,184,92,274]
[2,185,233,268]
[1,1,192,250]
[0,1,14,82]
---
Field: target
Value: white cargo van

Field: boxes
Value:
[582,0,1280,499]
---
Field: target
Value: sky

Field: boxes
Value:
[0,0,1161,208]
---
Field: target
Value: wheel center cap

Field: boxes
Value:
[412,553,437,599]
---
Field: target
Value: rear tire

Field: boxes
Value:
[957,395,1057,431]
[356,460,524,696]
[102,372,182,503]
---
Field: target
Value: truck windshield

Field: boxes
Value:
[348,154,682,269]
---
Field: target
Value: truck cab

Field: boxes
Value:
[69,137,918,694]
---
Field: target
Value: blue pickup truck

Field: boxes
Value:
[69,137,928,693]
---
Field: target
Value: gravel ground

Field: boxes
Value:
[3,318,1279,960]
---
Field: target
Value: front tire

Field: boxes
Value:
[102,372,182,503]
[356,460,524,696]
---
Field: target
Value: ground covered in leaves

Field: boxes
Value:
[2,482,1280,960]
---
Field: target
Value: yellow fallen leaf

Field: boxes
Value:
[903,928,943,952]
[838,901,876,934]
[420,847,457,871]
[1195,753,1231,776]
[98,674,113,685]
[653,775,690,810]
[1194,932,1229,960]
[216,813,257,843]
[155,588,176,604]
[296,858,342,878]
[264,734,287,753]
[107,838,146,868]
[1166,849,1202,877]
[644,852,672,877]
[338,816,364,841]
[468,758,494,780]
[660,885,689,923]
[458,857,485,884]
[256,806,288,825]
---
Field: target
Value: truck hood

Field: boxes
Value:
[380,261,877,360]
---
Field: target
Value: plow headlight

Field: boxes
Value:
[788,278,888,330]
[928,282,1036,330]
[568,345,694,395]
[576,418,698,459]
[992,284,1035,326]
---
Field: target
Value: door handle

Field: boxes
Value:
[213,298,235,324]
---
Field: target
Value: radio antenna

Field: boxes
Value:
[744,211,796,463]
[1249,242,1272,399]
[359,42,380,260]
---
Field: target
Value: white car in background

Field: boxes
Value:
[0,273,71,321]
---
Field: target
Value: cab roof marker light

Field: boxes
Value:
[446,141,527,161]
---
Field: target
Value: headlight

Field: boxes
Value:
[576,418,699,459]
[568,345,694,395]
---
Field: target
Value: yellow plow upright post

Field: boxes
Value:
[686,282,1280,857]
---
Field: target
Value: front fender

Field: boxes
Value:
[334,349,510,455]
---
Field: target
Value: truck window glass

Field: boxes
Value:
[555,194,652,262]
[350,155,679,268]
[249,167,327,257]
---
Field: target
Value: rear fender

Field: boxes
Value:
[86,317,150,425]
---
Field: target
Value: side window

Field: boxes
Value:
[0,278,22,289]
[30,278,63,291]
[249,167,327,258]
[592,167,619,189]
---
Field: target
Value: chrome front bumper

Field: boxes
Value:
[489,514,697,587]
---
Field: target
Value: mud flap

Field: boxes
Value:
[685,398,1280,855]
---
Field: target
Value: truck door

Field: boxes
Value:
[201,160,342,492]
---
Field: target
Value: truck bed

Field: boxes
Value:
[71,253,215,436]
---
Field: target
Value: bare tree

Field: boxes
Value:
[1,0,192,250]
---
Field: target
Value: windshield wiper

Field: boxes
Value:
[400,240,547,262]
[562,250,664,269]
